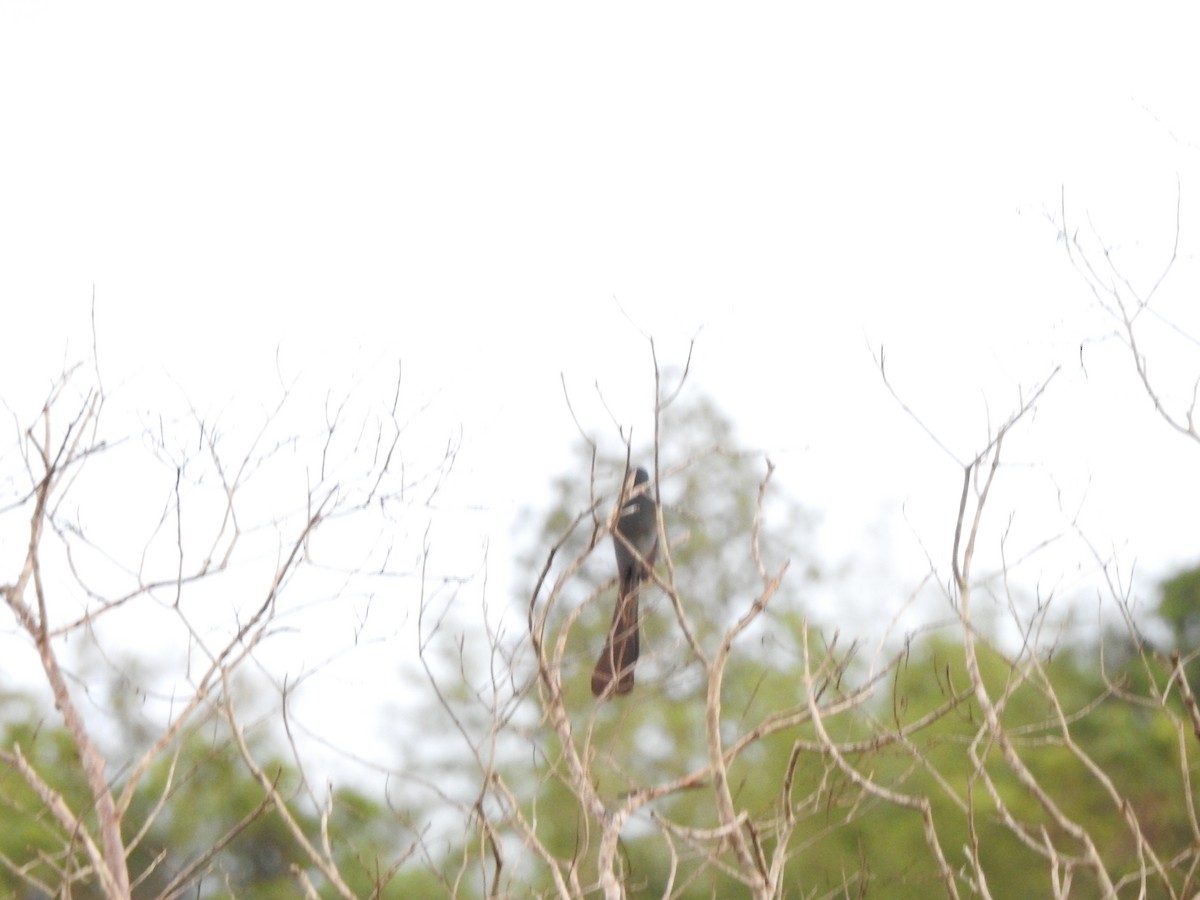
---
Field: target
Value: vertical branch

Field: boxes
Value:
[4,392,131,898]
[700,463,787,899]
[954,423,1117,897]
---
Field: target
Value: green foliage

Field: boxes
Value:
[1160,567,1200,649]
[0,696,422,899]
[877,635,1192,896]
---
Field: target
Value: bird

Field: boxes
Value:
[591,466,659,698]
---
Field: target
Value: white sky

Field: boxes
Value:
[3,4,1200,776]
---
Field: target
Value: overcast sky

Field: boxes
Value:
[3,4,1200,773]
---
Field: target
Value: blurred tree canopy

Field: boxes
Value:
[1159,568,1200,650]
[0,689,440,899]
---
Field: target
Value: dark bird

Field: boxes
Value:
[592,466,659,697]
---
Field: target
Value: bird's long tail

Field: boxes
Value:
[591,579,640,697]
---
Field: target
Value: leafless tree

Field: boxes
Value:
[1,358,455,898]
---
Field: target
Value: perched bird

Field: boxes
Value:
[592,467,659,697]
